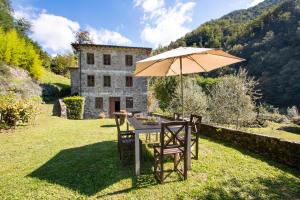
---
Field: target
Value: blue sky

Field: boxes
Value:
[11,0,264,55]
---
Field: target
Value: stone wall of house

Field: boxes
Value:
[200,123,300,169]
[71,45,150,118]
[70,68,79,94]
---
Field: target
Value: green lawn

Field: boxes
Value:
[0,104,300,200]
[247,122,300,142]
[39,70,70,87]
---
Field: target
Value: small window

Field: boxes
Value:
[104,76,111,87]
[87,53,94,64]
[95,97,103,109]
[87,75,95,87]
[103,54,111,65]
[125,55,133,66]
[126,97,133,108]
[126,76,133,87]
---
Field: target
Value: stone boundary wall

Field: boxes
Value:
[201,124,300,169]
[152,113,300,169]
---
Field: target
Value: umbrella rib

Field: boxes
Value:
[166,57,177,76]
[186,55,208,72]
[134,58,169,76]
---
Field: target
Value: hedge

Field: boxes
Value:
[63,96,85,120]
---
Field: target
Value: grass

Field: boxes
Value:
[39,69,70,88]
[247,122,300,142]
[0,103,300,199]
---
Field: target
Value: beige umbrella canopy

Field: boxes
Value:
[134,47,245,115]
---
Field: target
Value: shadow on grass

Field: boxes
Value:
[277,126,300,135]
[28,141,156,196]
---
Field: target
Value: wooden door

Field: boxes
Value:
[109,97,120,118]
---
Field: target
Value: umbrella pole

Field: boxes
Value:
[180,56,183,118]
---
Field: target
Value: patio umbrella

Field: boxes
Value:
[134,47,245,116]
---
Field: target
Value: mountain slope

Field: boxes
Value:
[233,0,300,107]
[159,0,300,108]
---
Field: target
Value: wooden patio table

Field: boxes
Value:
[127,116,191,176]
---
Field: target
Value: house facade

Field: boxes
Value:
[70,44,152,118]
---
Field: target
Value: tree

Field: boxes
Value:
[170,78,208,119]
[0,0,14,31]
[14,17,32,36]
[51,53,76,77]
[150,77,177,111]
[74,31,93,44]
[208,69,259,127]
[0,29,43,79]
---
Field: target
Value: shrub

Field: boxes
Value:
[63,96,85,120]
[257,104,289,124]
[0,93,40,129]
[287,106,299,120]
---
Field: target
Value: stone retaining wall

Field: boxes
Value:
[200,123,300,169]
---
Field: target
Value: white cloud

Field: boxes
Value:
[134,0,164,13]
[136,1,196,47]
[86,26,132,46]
[31,13,80,54]
[13,7,132,54]
[248,0,264,8]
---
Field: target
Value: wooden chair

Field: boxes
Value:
[153,121,189,184]
[115,114,136,165]
[189,115,202,160]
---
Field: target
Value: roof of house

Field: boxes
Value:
[71,43,152,52]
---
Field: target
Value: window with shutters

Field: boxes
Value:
[87,53,94,64]
[87,75,95,87]
[125,76,133,87]
[125,55,133,66]
[104,76,111,87]
[126,97,133,108]
[103,54,111,65]
[95,97,103,109]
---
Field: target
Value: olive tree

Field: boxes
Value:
[170,78,208,119]
[208,69,259,128]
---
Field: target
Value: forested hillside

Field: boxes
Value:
[156,0,300,108]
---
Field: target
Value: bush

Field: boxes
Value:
[287,106,299,120]
[63,96,85,120]
[0,93,40,129]
[257,104,289,124]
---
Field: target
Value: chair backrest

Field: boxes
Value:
[173,113,182,121]
[190,114,202,134]
[160,121,189,152]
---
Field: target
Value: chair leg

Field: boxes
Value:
[174,153,178,170]
[195,136,199,160]
[160,155,164,184]
[184,152,188,180]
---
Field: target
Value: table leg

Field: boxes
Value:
[135,132,140,175]
[187,127,191,170]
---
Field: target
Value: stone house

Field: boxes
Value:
[70,44,152,118]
